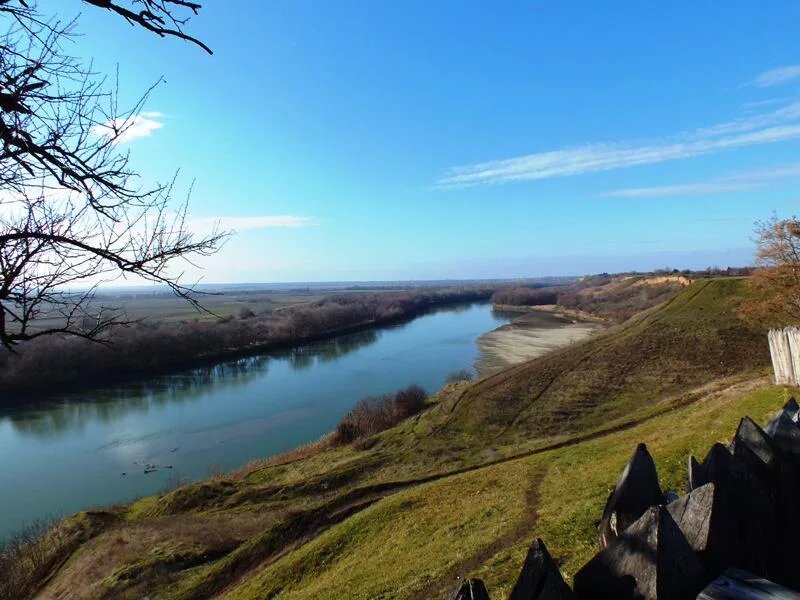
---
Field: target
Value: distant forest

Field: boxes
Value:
[0,287,495,396]
[1,268,755,397]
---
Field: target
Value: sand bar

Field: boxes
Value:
[476,309,604,376]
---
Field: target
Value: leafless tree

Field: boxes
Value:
[741,215,800,325]
[0,1,225,350]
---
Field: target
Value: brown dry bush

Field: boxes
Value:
[333,384,429,445]
[0,518,67,600]
[446,369,474,383]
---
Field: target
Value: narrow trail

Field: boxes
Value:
[415,463,547,599]
[199,374,767,599]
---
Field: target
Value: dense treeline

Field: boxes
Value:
[491,287,559,306]
[492,268,755,323]
[556,277,683,322]
[0,287,495,397]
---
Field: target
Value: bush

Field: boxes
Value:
[333,384,429,445]
[237,306,256,319]
[394,384,428,418]
[0,518,66,599]
[446,369,474,383]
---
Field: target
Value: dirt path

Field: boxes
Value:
[208,375,769,598]
[415,463,547,599]
[38,374,769,600]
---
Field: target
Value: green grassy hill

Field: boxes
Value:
[13,278,787,600]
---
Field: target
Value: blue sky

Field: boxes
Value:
[69,1,800,282]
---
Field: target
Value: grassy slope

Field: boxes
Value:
[32,278,778,599]
[226,381,792,599]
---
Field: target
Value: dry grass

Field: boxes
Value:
[230,435,335,481]
[19,278,779,599]
[38,513,278,600]
[0,511,118,600]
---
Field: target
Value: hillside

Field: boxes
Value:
[3,278,782,599]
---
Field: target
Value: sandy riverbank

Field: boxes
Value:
[475,310,604,375]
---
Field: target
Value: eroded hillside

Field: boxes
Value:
[5,278,783,600]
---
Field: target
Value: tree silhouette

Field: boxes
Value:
[0,1,225,349]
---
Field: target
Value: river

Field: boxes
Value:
[0,303,514,539]
[0,302,598,540]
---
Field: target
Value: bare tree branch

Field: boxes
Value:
[0,1,225,350]
[81,0,212,54]
[0,0,211,53]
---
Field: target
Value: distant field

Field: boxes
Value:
[89,290,333,323]
[32,287,417,327]
[71,278,573,324]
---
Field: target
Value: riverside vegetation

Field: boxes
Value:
[0,275,790,599]
[491,268,753,323]
[0,286,498,397]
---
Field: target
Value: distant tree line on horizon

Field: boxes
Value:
[0,287,495,396]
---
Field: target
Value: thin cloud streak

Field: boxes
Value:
[603,182,764,198]
[602,162,800,198]
[435,101,800,188]
[746,65,800,88]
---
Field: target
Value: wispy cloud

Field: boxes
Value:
[601,162,800,198]
[602,181,763,198]
[190,215,315,235]
[746,65,800,88]
[91,111,165,143]
[435,102,800,188]
[741,97,793,111]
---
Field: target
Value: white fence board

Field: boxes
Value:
[769,327,800,385]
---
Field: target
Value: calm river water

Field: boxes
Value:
[0,302,516,540]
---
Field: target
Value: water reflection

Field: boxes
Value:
[0,302,517,542]
[3,356,270,437]
[275,328,380,369]
[491,308,526,321]
[2,324,382,438]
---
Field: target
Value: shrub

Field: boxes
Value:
[333,384,429,445]
[0,518,67,599]
[393,384,428,418]
[446,369,474,383]
[237,306,256,319]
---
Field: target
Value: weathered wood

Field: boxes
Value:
[447,578,491,600]
[784,397,799,422]
[667,484,716,561]
[765,399,800,436]
[509,538,575,600]
[574,505,704,600]
[731,417,782,468]
[667,482,752,582]
[768,329,800,386]
[697,568,800,599]
[662,491,680,504]
[729,417,800,588]
[598,443,663,549]
[765,411,800,461]
[688,455,707,492]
